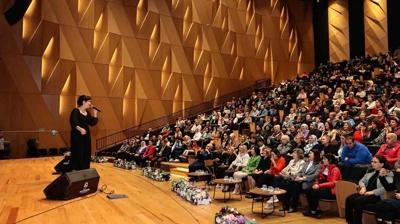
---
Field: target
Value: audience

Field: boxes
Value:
[100,52,400,218]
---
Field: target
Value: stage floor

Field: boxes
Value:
[0,157,345,223]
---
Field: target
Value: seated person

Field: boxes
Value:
[224,145,250,176]
[188,144,212,172]
[280,149,321,213]
[133,141,147,165]
[169,137,186,162]
[213,146,237,178]
[318,135,339,157]
[304,135,318,154]
[376,133,400,166]
[141,140,156,167]
[364,119,386,145]
[277,135,293,160]
[256,148,286,188]
[179,137,198,161]
[232,146,261,194]
[115,139,131,160]
[345,155,393,224]
[274,148,306,188]
[367,160,400,223]
[248,147,271,190]
[340,134,372,167]
[303,153,342,218]
[154,137,172,167]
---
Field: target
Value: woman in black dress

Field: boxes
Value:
[70,95,98,171]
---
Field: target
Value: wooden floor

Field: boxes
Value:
[0,157,345,224]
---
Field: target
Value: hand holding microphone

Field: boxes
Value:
[91,105,101,118]
[92,106,101,112]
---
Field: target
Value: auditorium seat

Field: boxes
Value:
[49,148,58,156]
[366,144,380,155]
[0,142,11,159]
[38,148,48,157]
[335,180,358,218]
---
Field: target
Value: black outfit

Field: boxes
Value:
[305,187,335,210]
[345,171,381,224]
[69,108,98,171]
[250,156,271,187]
[280,162,321,211]
[366,172,400,222]
[304,172,336,213]
[154,144,171,167]
[318,143,339,156]
[189,150,211,172]
[214,152,236,178]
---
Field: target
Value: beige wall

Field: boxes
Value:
[0,0,314,158]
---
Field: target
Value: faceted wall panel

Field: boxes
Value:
[364,0,388,56]
[328,0,349,62]
[0,0,314,157]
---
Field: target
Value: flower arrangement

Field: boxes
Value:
[113,159,136,170]
[215,206,256,224]
[142,167,170,181]
[91,156,108,163]
[171,178,212,205]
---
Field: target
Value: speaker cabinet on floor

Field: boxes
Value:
[44,168,100,200]
[54,156,71,173]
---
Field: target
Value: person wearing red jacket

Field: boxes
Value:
[376,133,400,166]
[303,153,342,218]
[142,140,156,167]
[256,148,286,187]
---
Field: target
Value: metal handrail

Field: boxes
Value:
[96,79,269,152]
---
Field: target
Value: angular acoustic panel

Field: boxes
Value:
[0,0,314,158]
[328,0,349,62]
[364,0,388,56]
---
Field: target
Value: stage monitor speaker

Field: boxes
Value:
[44,168,100,200]
[54,156,71,173]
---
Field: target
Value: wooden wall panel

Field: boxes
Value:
[328,0,349,62]
[364,0,388,56]
[0,0,314,158]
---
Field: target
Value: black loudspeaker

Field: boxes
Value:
[44,168,100,200]
[54,156,71,173]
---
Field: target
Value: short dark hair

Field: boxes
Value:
[323,153,337,164]
[77,95,91,106]
[344,134,354,141]
[271,148,281,157]
[374,155,391,169]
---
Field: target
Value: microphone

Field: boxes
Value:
[92,106,102,112]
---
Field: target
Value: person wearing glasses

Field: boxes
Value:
[367,159,400,224]
[345,155,393,224]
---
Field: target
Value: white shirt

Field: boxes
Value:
[231,153,250,167]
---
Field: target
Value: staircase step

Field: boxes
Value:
[170,167,189,176]
[160,162,189,169]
